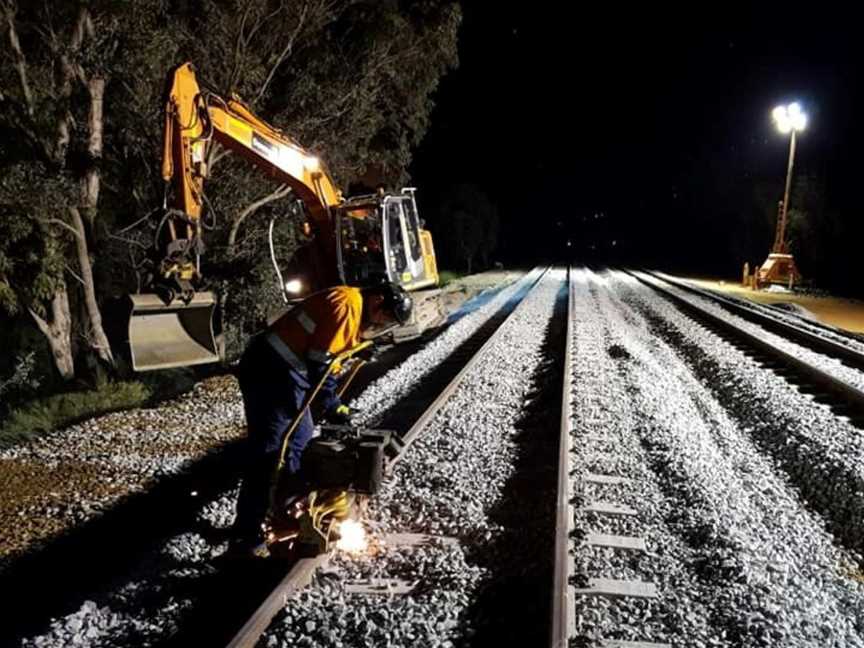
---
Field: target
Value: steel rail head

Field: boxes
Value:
[550,265,575,647]
[628,269,864,417]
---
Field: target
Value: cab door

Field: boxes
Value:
[382,197,435,289]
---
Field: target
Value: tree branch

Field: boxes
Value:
[4,1,35,116]
[80,77,105,227]
[64,262,85,286]
[252,1,310,106]
[28,305,50,337]
[227,184,292,250]
[209,144,232,171]
[227,0,257,92]
[68,206,114,365]
[52,6,90,164]
[39,217,85,241]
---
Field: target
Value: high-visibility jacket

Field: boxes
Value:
[266,286,363,376]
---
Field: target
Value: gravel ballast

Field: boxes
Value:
[637,271,864,392]
[9,272,535,647]
[13,265,864,647]
[260,268,566,647]
[567,269,864,646]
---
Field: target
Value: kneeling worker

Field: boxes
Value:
[231,282,412,553]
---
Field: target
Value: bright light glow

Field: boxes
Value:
[304,156,320,173]
[791,112,807,131]
[284,278,303,294]
[335,519,368,554]
[772,102,807,133]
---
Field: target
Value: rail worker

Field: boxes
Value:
[231,281,413,554]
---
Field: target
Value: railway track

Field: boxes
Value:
[637,270,864,371]
[6,269,546,648]
[627,270,864,423]
[224,267,554,648]
[551,268,864,647]
[214,265,864,647]
[15,266,864,647]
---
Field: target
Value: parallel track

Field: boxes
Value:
[549,267,864,647]
[225,267,552,648]
[629,269,864,422]
[641,270,864,369]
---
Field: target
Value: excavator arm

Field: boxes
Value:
[129,62,444,372]
[130,63,343,372]
[159,62,342,295]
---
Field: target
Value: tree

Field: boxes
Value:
[434,184,499,274]
[2,0,462,376]
[0,0,137,378]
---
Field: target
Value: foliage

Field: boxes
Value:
[1,0,462,379]
[0,380,151,447]
[0,351,42,420]
[432,184,499,274]
[0,164,74,318]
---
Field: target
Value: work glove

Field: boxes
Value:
[326,403,354,426]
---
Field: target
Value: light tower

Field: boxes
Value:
[758,102,806,287]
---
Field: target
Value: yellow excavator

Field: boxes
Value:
[128,62,445,371]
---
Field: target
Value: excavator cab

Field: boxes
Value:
[381,189,438,290]
[336,189,438,291]
[128,291,220,371]
[335,189,444,340]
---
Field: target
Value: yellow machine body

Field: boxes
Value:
[130,63,444,370]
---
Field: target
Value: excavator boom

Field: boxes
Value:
[129,62,443,371]
[130,63,343,371]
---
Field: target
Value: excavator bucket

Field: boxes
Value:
[128,292,220,371]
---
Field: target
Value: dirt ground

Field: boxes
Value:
[439,269,526,314]
[678,275,864,334]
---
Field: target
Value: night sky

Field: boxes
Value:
[411,3,863,277]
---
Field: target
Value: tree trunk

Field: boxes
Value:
[81,77,104,227]
[73,77,114,368]
[69,206,114,367]
[29,280,75,381]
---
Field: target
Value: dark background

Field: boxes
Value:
[411,3,864,289]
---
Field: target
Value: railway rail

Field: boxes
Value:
[225,267,553,648]
[641,270,864,369]
[230,264,864,647]
[550,267,864,647]
[14,265,864,647]
[628,270,864,423]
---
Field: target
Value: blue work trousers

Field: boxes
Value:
[233,336,336,541]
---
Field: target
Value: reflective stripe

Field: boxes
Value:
[296,310,316,335]
[266,332,307,374]
[307,348,330,363]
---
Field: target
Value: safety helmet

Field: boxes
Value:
[369,281,413,325]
